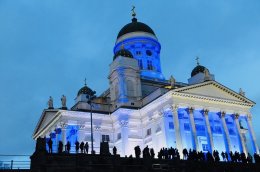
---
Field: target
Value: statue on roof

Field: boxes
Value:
[61,95,67,108]
[239,88,245,96]
[169,75,176,88]
[48,96,54,109]
[204,68,211,81]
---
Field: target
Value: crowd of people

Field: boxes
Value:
[47,139,260,163]
[47,139,89,154]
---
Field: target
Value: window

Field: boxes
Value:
[138,60,143,69]
[212,126,222,134]
[184,123,190,131]
[127,80,135,97]
[117,133,121,140]
[195,124,205,132]
[169,122,174,130]
[115,84,119,99]
[146,50,152,56]
[102,135,110,142]
[228,128,236,135]
[147,60,153,70]
[146,128,152,136]
[202,144,208,151]
[136,51,142,55]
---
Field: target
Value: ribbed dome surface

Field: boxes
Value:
[191,65,208,77]
[117,18,155,39]
[77,85,95,96]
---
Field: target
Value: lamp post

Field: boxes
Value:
[87,91,96,154]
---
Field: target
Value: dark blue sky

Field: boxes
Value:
[0,0,260,155]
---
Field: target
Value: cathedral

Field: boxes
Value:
[33,11,259,158]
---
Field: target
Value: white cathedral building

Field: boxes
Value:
[33,13,259,158]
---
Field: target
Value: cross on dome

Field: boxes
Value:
[131,5,136,18]
[196,56,200,66]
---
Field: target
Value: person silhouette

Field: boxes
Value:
[47,138,53,153]
[80,142,84,153]
[58,141,63,153]
[134,146,141,158]
[66,141,71,153]
[84,142,89,154]
[113,146,117,155]
[150,148,155,159]
[75,141,80,153]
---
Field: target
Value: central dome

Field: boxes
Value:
[117,18,156,39]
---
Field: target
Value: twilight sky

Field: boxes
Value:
[0,0,260,156]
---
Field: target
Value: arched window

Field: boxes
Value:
[127,80,135,97]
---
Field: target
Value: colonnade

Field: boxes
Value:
[169,106,259,155]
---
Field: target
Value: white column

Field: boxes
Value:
[78,124,86,142]
[246,114,259,154]
[234,114,247,154]
[120,120,129,156]
[204,109,214,152]
[171,105,183,157]
[61,123,67,151]
[221,112,232,152]
[188,107,199,151]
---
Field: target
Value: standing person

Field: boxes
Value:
[80,142,84,153]
[58,141,63,153]
[113,146,117,155]
[84,142,89,154]
[134,146,141,158]
[66,141,71,153]
[47,138,53,153]
[75,141,80,153]
[150,148,155,159]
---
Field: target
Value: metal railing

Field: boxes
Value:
[0,155,30,170]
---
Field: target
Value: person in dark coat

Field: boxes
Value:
[84,142,89,154]
[75,141,80,153]
[47,138,53,153]
[80,142,84,153]
[113,146,117,155]
[66,141,71,153]
[58,141,63,153]
[183,148,188,160]
[134,146,141,158]
[150,148,155,159]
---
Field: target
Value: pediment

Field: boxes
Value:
[33,109,59,138]
[174,81,254,105]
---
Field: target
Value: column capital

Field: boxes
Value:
[188,107,194,114]
[221,111,226,118]
[120,120,128,127]
[170,105,178,112]
[247,113,252,120]
[94,125,101,131]
[203,109,209,115]
[60,122,68,129]
[79,124,86,130]
[235,113,240,119]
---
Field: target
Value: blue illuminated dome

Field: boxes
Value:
[117,18,156,39]
[114,17,165,81]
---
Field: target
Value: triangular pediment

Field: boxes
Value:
[174,81,254,105]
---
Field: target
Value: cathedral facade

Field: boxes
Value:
[33,14,259,158]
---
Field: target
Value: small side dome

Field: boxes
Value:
[113,49,133,60]
[191,65,209,77]
[77,85,95,96]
